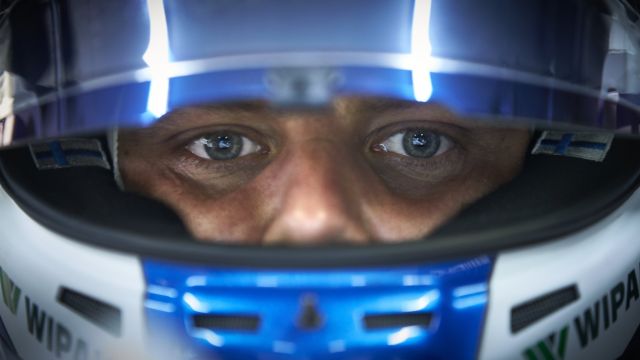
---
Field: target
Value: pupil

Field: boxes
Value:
[204,132,243,160]
[412,134,428,147]
[402,129,440,158]
[217,136,233,151]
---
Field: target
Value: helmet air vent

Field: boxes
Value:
[363,312,433,330]
[296,294,324,330]
[192,314,261,332]
[511,285,579,333]
[57,287,122,337]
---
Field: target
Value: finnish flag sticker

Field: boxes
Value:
[29,138,111,170]
[531,131,614,162]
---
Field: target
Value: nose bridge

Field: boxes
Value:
[263,138,369,245]
[290,138,348,196]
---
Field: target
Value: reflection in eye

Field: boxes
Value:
[186,132,262,161]
[375,129,453,158]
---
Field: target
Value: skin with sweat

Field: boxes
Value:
[118,98,530,246]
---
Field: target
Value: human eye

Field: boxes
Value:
[372,128,454,159]
[186,131,262,161]
[365,122,467,190]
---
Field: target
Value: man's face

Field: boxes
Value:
[118,98,530,245]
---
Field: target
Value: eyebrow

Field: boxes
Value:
[148,97,449,134]
[337,98,439,118]
[161,98,430,116]
[344,98,431,112]
[148,101,271,129]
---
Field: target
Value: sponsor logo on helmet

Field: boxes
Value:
[523,262,640,359]
[0,267,20,316]
[0,266,105,360]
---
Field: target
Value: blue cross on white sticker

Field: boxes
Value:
[29,139,111,170]
[531,131,614,162]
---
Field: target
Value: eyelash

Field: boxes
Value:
[186,134,263,161]
[372,130,454,159]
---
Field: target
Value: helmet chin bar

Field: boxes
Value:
[481,187,640,360]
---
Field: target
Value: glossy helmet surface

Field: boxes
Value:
[0,1,640,359]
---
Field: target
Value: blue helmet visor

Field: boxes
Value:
[1,0,639,146]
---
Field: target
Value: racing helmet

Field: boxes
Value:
[0,0,640,359]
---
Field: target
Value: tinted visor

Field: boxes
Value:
[1,0,639,145]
